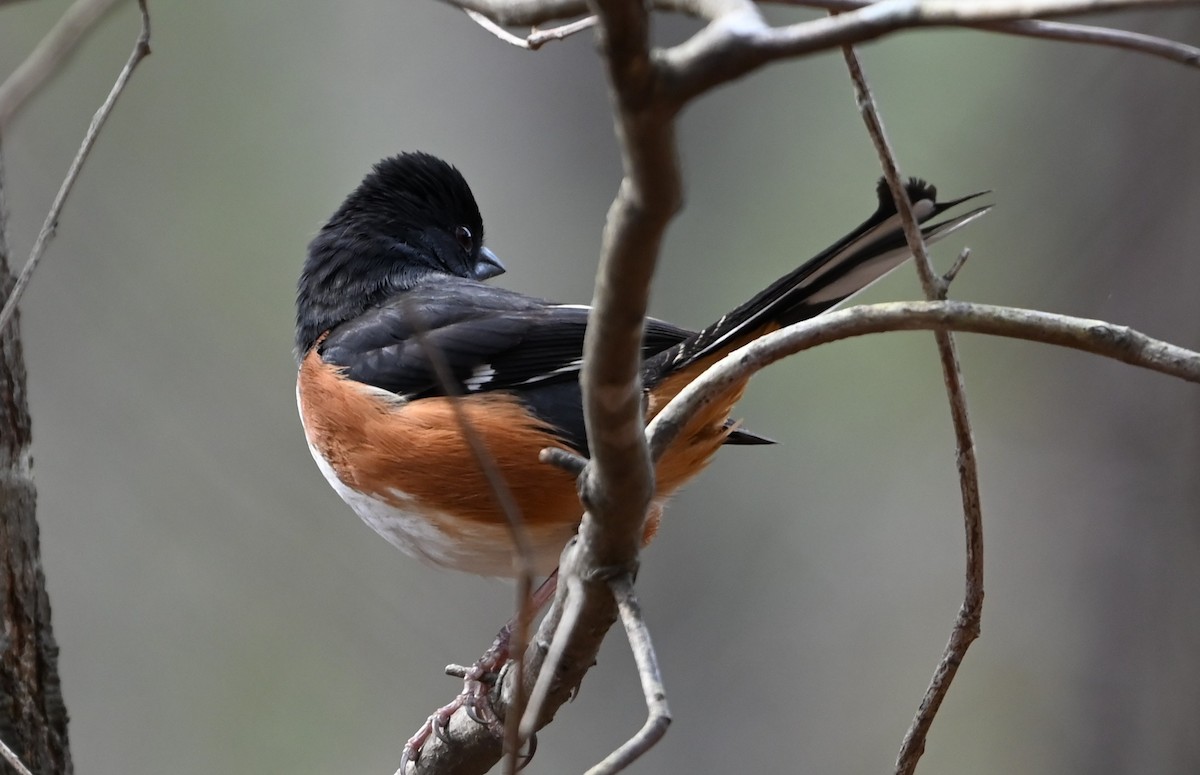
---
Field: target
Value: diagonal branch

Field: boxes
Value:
[0,0,152,335]
[519,0,682,759]
[840,45,984,775]
[0,736,35,775]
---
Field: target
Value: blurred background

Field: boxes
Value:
[2,2,1198,773]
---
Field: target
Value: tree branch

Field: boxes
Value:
[647,300,1200,455]
[0,0,151,335]
[0,736,35,775]
[584,575,670,775]
[838,45,985,775]
[775,0,1200,68]
[412,1,1199,772]
[659,0,1200,102]
[0,0,126,131]
[463,9,597,48]
[437,0,591,25]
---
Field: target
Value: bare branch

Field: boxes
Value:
[575,0,677,566]
[0,736,35,775]
[519,569,586,739]
[980,17,1200,66]
[0,0,125,131]
[775,0,1200,68]
[660,0,1200,102]
[584,575,671,775]
[464,9,597,48]
[936,247,971,300]
[647,300,1200,455]
[403,301,537,774]
[439,0,590,25]
[527,15,599,48]
[413,0,1199,772]
[0,0,151,335]
[519,0,687,760]
[840,45,985,775]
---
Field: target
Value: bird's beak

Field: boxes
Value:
[472,246,506,281]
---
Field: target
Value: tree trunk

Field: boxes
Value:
[0,153,73,775]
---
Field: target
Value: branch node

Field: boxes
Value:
[935,246,972,299]
[539,446,589,476]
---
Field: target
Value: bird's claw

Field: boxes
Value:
[397,657,506,769]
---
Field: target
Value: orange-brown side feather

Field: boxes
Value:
[300,314,771,553]
[647,321,779,496]
[298,350,581,533]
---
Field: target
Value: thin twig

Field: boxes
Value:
[403,300,536,774]
[0,736,34,775]
[646,300,1200,455]
[584,575,671,775]
[977,18,1200,66]
[0,0,126,131]
[439,0,590,26]
[519,571,586,739]
[936,247,971,299]
[841,45,984,775]
[659,0,1200,102]
[771,0,1200,68]
[528,15,599,48]
[540,446,589,477]
[0,0,151,335]
[464,9,597,49]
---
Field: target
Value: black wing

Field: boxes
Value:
[319,276,695,451]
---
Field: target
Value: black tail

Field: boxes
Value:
[651,178,990,378]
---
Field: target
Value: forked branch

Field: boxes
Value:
[411,1,1200,773]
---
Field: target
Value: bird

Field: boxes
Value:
[294,151,988,763]
[296,152,987,577]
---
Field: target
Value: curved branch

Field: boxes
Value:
[437,0,590,25]
[520,0,683,751]
[660,0,1200,103]
[840,45,985,775]
[0,0,151,335]
[775,0,1200,68]
[647,300,1200,455]
[0,0,126,131]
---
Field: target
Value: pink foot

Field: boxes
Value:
[397,573,559,771]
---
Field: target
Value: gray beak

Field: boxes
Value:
[472,246,506,281]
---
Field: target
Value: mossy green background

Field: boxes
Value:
[2,2,1198,773]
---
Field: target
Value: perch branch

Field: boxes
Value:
[412,0,1200,772]
[0,0,151,335]
[517,0,682,763]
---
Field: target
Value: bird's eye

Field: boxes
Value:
[454,225,473,252]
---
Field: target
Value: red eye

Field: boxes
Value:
[454,225,473,252]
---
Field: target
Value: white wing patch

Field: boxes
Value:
[517,357,583,385]
[464,364,496,391]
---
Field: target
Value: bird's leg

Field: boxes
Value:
[398,571,559,770]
